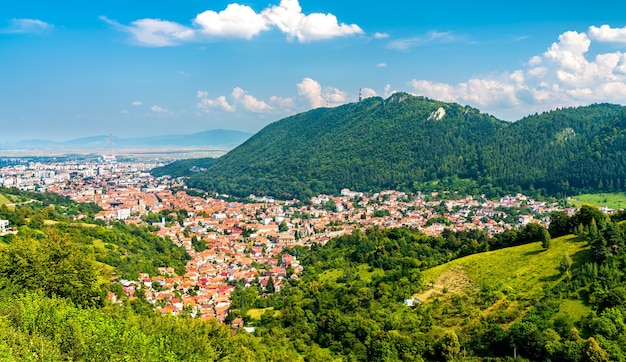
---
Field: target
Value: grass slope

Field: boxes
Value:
[416,235,592,321]
[0,193,11,206]
[569,192,626,210]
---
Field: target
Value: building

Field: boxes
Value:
[0,219,9,233]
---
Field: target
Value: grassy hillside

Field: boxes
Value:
[569,192,626,210]
[0,193,11,206]
[417,235,592,324]
[419,235,590,300]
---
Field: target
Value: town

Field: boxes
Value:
[0,156,586,323]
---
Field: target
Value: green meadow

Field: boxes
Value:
[569,192,626,210]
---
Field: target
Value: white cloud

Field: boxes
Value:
[232,87,273,112]
[197,88,295,114]
[103,0,363,46]
[132,101,142,106]
[297,78,324,108]
[376,63,387,68]
[261,0,363,42]
[197,95,235,112]
[374,32,389,39]
[589,24,626,44]
[297,78,347,108]
[388,31,457,51]
[407,27,626,120]
[101,16,194,47]
[120,110,129,115]
[383,84,396,98]
[2,18,53,34]
[150,105,169,113]
[194,3,269,39]
[360,88,377,99]
[269,96,296,110]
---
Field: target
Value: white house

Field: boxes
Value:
[0,219,9,233]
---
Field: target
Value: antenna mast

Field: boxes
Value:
[359,88,362,102]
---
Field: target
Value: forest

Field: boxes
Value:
[152,94,626,200]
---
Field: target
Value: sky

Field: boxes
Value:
[2,0,626,141]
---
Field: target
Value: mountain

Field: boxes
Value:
[0,129,252,150]
[153,93,626,199]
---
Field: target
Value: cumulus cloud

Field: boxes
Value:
[103,0,363,46]
[101,16,194,47]
[360,88,377,99]
[261,0,363,42]
[388,31,457,51]
[588,24,626,44]
[2,18,53,34]
[269,96,296,110]
[297,78,347,108]
[132,101,143,106]
[194,3,269,39]
[197,94,235,112]
[232,87,273,112]
[150,105,169,113]
[297,78,324,108]
[197,88,293,114]
[407,27,626,120]
[374,32,389,39]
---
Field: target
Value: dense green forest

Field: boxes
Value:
[233,206,626,361]
[152,94,626,199]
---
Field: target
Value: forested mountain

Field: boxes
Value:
[152,93,626,199]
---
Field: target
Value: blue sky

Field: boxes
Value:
[2,0,626,141]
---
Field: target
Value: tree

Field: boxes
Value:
[583,337,609,362]
[0,231,106,307]
[440,330,461,361]
[266,276,275,293]
[549,211,571,237]
[541,228,551,249]
[560,253,573,275]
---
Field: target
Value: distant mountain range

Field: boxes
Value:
[152,93,626,199]
[0,129,252,150]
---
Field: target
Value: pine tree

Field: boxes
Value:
[541,228,551,249]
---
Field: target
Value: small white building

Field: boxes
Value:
[0,219,9,233]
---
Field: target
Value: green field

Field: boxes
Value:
[318,264,384,284]
[247,307,278,320]
[0,193,11,206]
[416,235,592,321]
[569,192,626,210]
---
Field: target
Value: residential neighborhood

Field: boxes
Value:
[0,156,589,322]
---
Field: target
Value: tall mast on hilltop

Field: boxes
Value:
[359,88,362,102]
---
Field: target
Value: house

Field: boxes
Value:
[0,220,8,233]
[231,317,244,328]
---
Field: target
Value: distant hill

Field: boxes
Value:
[0,129,252,150]
[153,93,626,199]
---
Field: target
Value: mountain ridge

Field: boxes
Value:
[0,129,252,150]
[152,94,626,199]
